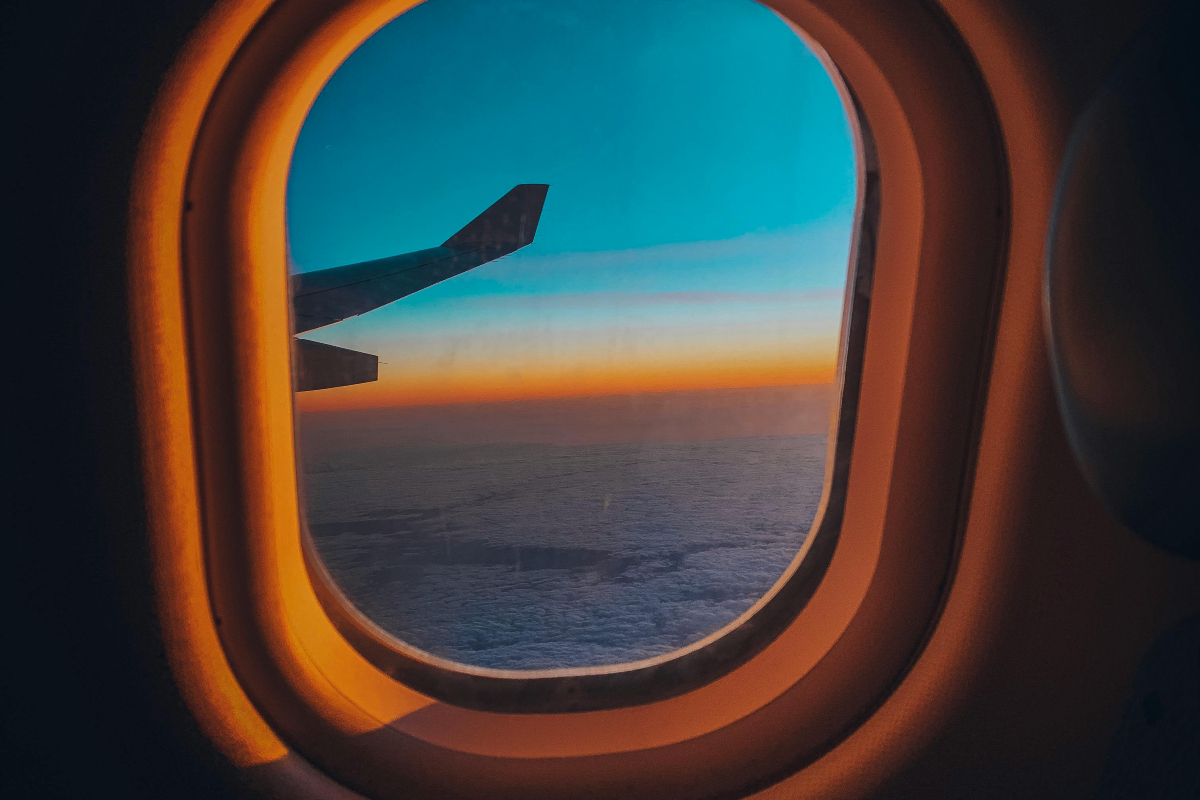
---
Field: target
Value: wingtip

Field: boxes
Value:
[441,184,550,249]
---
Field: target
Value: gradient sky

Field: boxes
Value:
[287,0,857,411]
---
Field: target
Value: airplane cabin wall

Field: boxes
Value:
[5,1,1197,798]
[865,1,1200,796]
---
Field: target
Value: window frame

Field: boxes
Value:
[296,76,878,715]
[129,0,1011,796]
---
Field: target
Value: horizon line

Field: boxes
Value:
[297,378,836,416]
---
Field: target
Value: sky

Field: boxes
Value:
[286,0,857,412]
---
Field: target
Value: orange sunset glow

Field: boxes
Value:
[296,339,839,412]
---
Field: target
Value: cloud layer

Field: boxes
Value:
[304,430,828,669]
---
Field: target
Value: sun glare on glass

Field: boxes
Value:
[286,0,857,670]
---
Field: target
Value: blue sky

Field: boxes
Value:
[286,0,857,408]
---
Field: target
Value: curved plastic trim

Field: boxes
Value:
[129,0,1016,797]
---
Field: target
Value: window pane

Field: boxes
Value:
[288,0,858,670]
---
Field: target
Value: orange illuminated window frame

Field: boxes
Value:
[129,0,1011,797]
[298,80,876,717]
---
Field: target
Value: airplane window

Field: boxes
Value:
[287,0,858,671]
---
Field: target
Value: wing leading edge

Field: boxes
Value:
[292,184,549,334]
[292,184,549,391]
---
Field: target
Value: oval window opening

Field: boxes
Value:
[288,0,859,671]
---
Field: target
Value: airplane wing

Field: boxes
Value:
[291,184,548,392]
[293,339,378,392]
[291,184,549,334]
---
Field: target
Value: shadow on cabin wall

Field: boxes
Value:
[6,1,258,797]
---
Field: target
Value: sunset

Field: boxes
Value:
[286,0,856,669]
[294,279,844,412]
[287,0,855,422]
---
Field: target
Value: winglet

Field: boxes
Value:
[441,184,549,251]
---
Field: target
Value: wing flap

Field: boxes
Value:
[293,338,378,392]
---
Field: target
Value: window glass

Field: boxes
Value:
[288,0,857,670]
